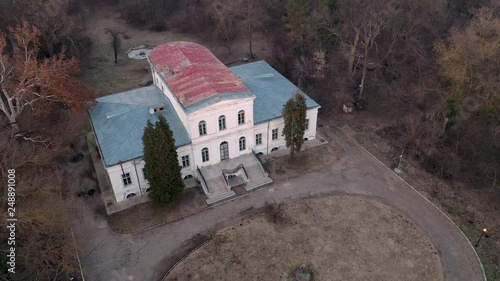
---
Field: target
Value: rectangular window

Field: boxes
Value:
[272,129,278,140]
[238,111,245,125]
[122,173,132,186]
[199,122,207,136]
[305,119,309,130]
[202,148,209,162]
[219,116,226,130]
[239,137,246,151]
[181,155,190,167]
[255,133,262,145]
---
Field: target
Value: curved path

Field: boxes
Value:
[77,126,485,281]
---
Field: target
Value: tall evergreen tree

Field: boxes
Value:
[282,91,307,160]
[142,115,184,204]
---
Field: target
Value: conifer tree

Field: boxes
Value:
[142,115,184,204]
[282,91,307,160]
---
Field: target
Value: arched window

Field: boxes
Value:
[201,147,209,162]
[239,137,246,151]
[198,121,207,136]
[238,110,245,125]
[218,115,226,130]
[220,141,229,160]
[126,193,137,199]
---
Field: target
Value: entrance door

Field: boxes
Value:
[220,141,229,160]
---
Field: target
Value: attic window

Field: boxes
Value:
[153,106,165,112]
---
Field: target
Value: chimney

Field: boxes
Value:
[179,93,185,104]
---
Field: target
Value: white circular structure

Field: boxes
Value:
[127,46,153,60]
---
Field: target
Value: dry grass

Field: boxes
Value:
[79,9,195,95]
[267,144,337,181]
[166,195,443,281]
[107,188,208,234]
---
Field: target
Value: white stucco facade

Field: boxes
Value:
[107,101,319,203]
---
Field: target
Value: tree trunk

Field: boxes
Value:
[114,47,118,63]
[8,116,19,131]
[357,43,369,101]
[348,30,360,75]
[113,39,119,63]
[289,142,295,161]
[248,28,254,59]
[439,117,449,137]
[43,33,55,57]
[224,44,232,55]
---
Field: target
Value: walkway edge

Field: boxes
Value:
[355,142,487,281]
[161,238,213,281]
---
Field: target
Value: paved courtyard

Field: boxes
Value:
[73,125,484,281]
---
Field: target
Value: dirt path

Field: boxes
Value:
[75,123,484,281]
[167,195,443,281]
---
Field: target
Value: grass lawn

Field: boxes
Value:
[107,188,208,234]
[166,195,443,281]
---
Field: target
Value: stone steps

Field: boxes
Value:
[205,176,236,204]
[200,154,272,204]
[245,164,273,191]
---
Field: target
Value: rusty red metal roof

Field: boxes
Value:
[148,41,249,107]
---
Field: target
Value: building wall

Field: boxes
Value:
[151,69,191,136]
[106,106,319,202]
[253,107,319,155]
[186,98,256,167]
[187,98,254,144]
[106,144,195,203]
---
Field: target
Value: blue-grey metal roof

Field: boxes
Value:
[230,61,320,124]
[89,85,191,167]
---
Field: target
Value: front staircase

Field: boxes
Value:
[199,153,273,205]
[245,163,273,191]
[205,176,236,204]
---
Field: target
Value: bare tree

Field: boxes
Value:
[0,133,79,280]
[357,15,386,101]
[326,0,448,103]
[106,29,122,63]
[0,24,95,130]
[435,7,499,119]
[240,0,269,59]
[210,2,237,55]
[11,0,87,57]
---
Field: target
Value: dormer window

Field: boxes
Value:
[238,110,245,125]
